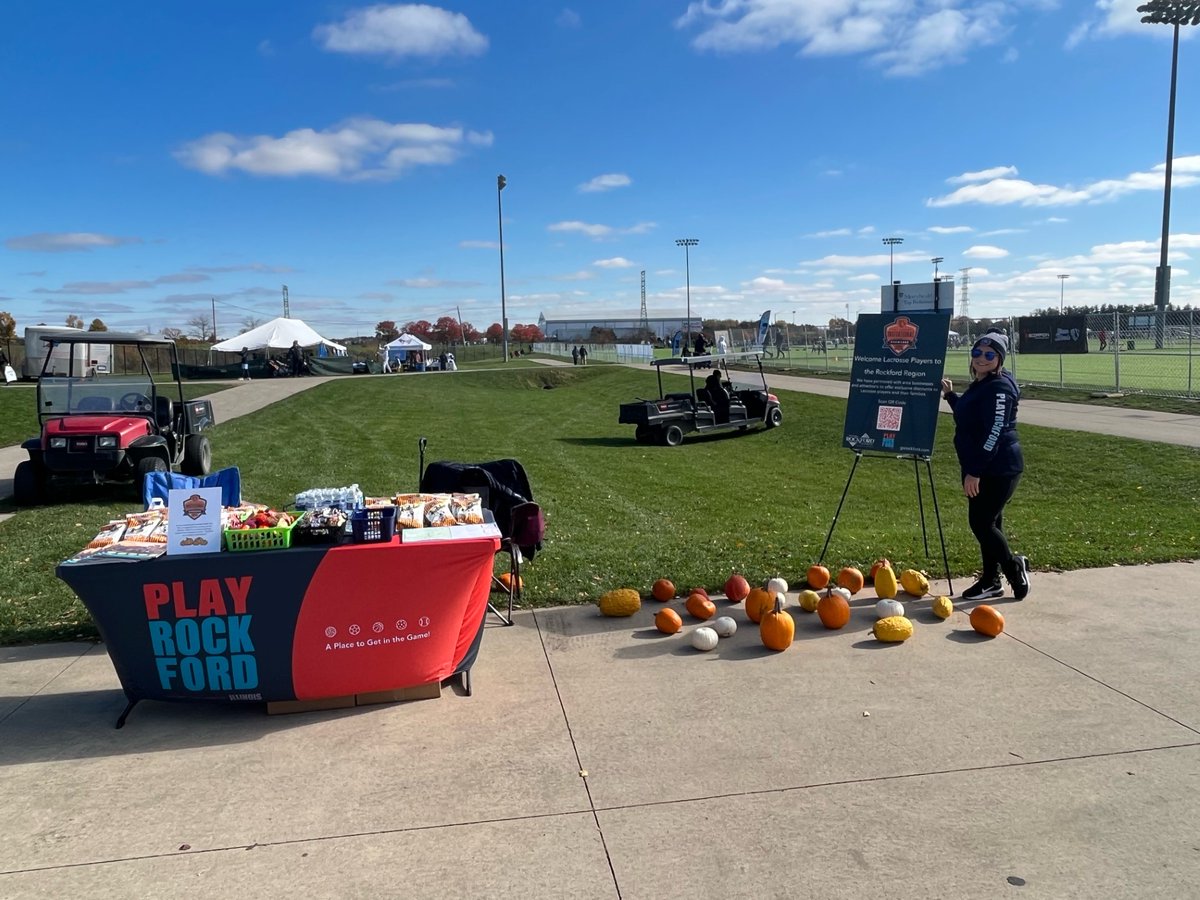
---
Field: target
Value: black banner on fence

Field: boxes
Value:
[843,313,949,458]
[1017,315,1088,353]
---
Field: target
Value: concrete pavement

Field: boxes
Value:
[2,562,1199,897]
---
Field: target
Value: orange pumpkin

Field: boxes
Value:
[760,596,795,651]
[837,566,865,595]
[651,578,675,601]
[868,559,892,583]
[496,572,524,592]
[745,587,775,624]
[686,592,717,620]
[724,574,751,603]
[806,564,831,590]
[816,588,851,629]
[969,604,1005,638]
[688,587,710,602]
[654,608,683,634]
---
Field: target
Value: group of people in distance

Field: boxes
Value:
[570,346,588,365]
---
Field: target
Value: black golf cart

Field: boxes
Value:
[13,332,216,505]
[618,350,782,446]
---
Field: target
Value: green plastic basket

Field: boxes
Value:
[223,512,304,552]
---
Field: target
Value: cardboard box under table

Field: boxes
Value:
[56,529,501,726]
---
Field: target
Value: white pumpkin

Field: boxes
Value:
[691,626,720,651]
[875,598,905,619]
[711,616,738,638]
[766,576,789,596]
[827,586,852,603]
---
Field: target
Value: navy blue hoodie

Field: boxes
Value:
[945,370,1024,478]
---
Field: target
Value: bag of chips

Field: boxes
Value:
[87,519,127,548]
[450,493,484,525]
[423,494,456,527]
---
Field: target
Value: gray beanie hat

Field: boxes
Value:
[974,332,1008,363]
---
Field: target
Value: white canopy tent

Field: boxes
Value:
[385,333,432,352]
[212,317,347,355]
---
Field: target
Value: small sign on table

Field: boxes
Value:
[166,486,223,555]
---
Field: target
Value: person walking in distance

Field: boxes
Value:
[240,346,251,381]
[287,340,303,376]
[578,345,588,365]
[571,345,579,366]
[941,331,1030,601]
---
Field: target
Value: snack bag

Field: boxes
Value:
[423,494,456,527]
[123,517,165,543]
[87,520,127,548]
[395,498,425,529]
[450,493,484,525]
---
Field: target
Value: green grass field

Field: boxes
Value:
[2,365,1197,645]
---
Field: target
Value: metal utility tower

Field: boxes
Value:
[282,285,290,318]
[959,268,971,320]
[639,270,649,336]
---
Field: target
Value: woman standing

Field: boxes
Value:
[941,332,1029,601]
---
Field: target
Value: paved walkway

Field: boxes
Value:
[2,563,1198,897]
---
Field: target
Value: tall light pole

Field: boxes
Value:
[497,175,508,363]
[1058,274,1070,313]
[1138,1,1199,349]
[675,238,699,350]
[931,257,944,282]
[883,237,904,284]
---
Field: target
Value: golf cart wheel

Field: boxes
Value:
[663,424,685,447]
[766,407,783,428]
[13,460,45,506]
[182,434,213,476]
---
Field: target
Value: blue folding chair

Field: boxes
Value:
[142,466,241,510]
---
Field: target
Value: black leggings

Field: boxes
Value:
[966,473,1021,581]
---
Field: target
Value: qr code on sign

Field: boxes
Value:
[876,406,903,431]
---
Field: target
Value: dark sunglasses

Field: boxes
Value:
[971,348,997,360]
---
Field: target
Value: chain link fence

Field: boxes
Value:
[761,310,1198,399]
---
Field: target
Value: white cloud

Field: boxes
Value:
[848,273,880,282]
[928,225,974,234]
[547,220,656,239]
[594,257,635,268]
[557,8,581,28]
[810,228,851,238]
[388,277,482,289]
[980,228,1026,236]
[927,156,1200,207]
[578,173,631,193]
[459,239,498,249]
[963,245,1010,259]
[1066,0,1147,49]
[809,250,930,268]
[175,118,492,181]
[678,0,1023,77]
[6,232,141,253]
[857,225,875,235]
[948,165,1018,184]
[314,4,487,59]
[556,270,595,281]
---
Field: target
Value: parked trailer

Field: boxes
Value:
[22,326,112,379]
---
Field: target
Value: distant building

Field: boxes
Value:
[538,311,697,343]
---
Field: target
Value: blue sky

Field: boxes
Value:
[2,1,1198,340]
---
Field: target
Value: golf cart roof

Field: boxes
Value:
[38,331,175,346]
[652,350,764,368]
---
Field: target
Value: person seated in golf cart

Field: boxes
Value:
[702,369,731,423]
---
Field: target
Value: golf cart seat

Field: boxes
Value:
[76,396,114,412]
[155,395,175,430]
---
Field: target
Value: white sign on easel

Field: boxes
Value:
[3,364,16,384]
[881,282,955,314]
[166,486,223,555]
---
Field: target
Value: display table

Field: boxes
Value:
[56,532,500,725]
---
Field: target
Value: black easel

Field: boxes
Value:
[818,451,954,596]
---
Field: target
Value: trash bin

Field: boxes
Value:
[1127,340,1135,351]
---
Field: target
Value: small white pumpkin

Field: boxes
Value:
[690,626,720,652]
[827,586,852,603]
[766,576,789,596]
[875,598,906,619]
[711,616,738,638]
